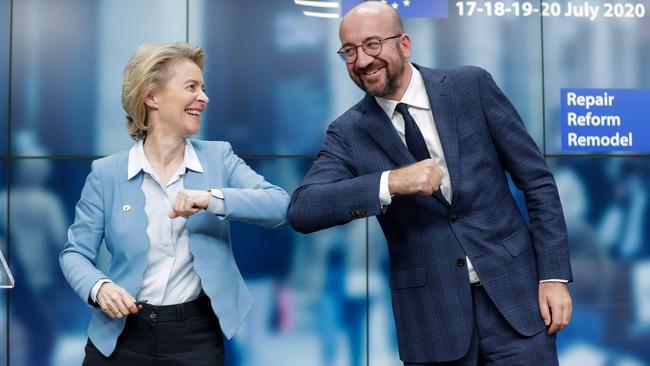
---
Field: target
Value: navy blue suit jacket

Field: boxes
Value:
[288,65,572,363]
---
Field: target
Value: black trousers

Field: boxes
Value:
[83,296,225,366]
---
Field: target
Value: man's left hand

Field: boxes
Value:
[538,282,572,335]
[169,189,211,218]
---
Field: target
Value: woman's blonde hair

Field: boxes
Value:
[122,43,205,140]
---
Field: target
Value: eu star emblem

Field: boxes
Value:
[340,0,449,18]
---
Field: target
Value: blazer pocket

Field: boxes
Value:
[501,225,532,257]
[390,266,427,289]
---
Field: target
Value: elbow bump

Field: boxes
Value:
[287,211,312,234]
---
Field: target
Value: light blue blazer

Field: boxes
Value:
[60,140,289,357]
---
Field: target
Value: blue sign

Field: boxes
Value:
[340,0,449,18]
[561,88,650,153]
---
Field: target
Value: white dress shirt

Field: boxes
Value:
[375,64,480,284]
[90,139,226,305]
[375,64,565,284]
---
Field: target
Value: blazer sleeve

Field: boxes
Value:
[218,142,289,229]
[59,160,109,306]
[287,121,383,234]
[478,68,573,282]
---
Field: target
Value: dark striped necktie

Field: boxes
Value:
[396,102,430,161]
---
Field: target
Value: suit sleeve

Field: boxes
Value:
[219,142,289,229]
[59,160,109,306]
[288,121,383,234]
[479,69,573,282]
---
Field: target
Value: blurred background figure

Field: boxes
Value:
[554,161,650,366]
[0,130,83,366]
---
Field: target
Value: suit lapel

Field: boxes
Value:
[123,173,147,224]
[360,65,460,206]
[119,167,150,295]
[184,169,208,190]
[183,152,209,230]
[422,70,461,207]
[359,94,415,168]
[358,74,458,208]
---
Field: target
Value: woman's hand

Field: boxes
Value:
[169,189,211,219]
[97,282,142,319]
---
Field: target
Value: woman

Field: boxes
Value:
[59,43,289,365]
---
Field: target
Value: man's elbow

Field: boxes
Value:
[287,203,318,234]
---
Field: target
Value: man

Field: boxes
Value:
[288,2,572,365]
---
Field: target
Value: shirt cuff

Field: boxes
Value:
[539,279,569,283]
[90,279,112,304]
[206,189,226,216]
[379,171,392,206]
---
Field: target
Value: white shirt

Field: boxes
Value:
[375,64,480,283]
[90,139,226,305]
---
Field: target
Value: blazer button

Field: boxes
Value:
[456,258,466,267]
[450,214,460,223]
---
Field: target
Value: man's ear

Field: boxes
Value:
[399,33,413,59]
[144,93,158,109]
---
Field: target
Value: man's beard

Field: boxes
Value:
[353,60,405,98]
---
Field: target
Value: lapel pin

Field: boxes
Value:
[123,204,132,212]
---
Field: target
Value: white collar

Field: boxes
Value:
[127,139,203,180]
[375,63,431,118]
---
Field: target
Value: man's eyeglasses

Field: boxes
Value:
[337,34,402,64]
